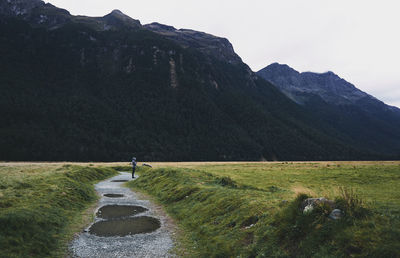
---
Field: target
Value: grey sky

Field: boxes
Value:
[47,0,400,107]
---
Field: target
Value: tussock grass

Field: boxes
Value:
[128,168,270,256]
[256,192,371,257]
[129,162,400,257]
[0,164,117,257]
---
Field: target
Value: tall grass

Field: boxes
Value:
[129,166,400,257]
[0,165,117,257]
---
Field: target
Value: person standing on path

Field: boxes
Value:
[131,157,137,178]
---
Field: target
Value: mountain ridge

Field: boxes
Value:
[257,63,400,156]
[258,63,372,105]
[0,0,241,64]
[0,0,395,161]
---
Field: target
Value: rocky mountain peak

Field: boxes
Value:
[110,9,123,15]
[102,9,141,28]
[145,22,176,32]
[257,63,371,106]
[324,71,337,76]
[144,22,242,64]
[0,0,72,28]
[261,63,300,77]
[0,0,44,16]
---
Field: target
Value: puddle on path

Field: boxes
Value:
[89,216,161,237]
[96,205,147,219]
[111,180,129,182]
[103,194,124,198]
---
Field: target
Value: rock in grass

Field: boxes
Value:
[301,197,335,213]
[303,204,314,214]
[329,209,343,220]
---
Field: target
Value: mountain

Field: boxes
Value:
[144,22,243,65]
[258,63,400,156]
[0,0,385,161]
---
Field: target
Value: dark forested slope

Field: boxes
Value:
[0,0,377,161]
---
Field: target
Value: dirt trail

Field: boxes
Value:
[70,172,175,257]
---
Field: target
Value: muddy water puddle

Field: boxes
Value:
[96,205,147,219]
[89,216,161,237]
[103,193,124,198]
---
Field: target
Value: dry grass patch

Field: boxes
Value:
[291,185,317,197]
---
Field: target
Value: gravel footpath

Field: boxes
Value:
[69,172,175,257]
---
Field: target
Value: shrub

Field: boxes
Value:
[258,190,371,257]
[214,176,238,188]
[335,187,370,219]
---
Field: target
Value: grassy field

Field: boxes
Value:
[1,161,399,257]
[0,163,118,257]
[128,161,400,257]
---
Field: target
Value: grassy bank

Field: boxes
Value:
[0,164,117,257]
[128,162,400,257]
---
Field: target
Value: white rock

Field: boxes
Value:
[303,204,314,214]
[329,209,343,220]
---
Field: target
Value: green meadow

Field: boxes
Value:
[129,161,400,257]
[0,164,118,257]
[0,162,399,257]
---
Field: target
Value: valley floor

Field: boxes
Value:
[1,161,399,257]
[128,161,400,257]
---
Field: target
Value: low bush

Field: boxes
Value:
[335,186,370,219]
[214,176,238,188]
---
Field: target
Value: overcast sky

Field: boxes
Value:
[47,0,400,107]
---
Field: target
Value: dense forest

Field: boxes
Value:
[0,1,394,161]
